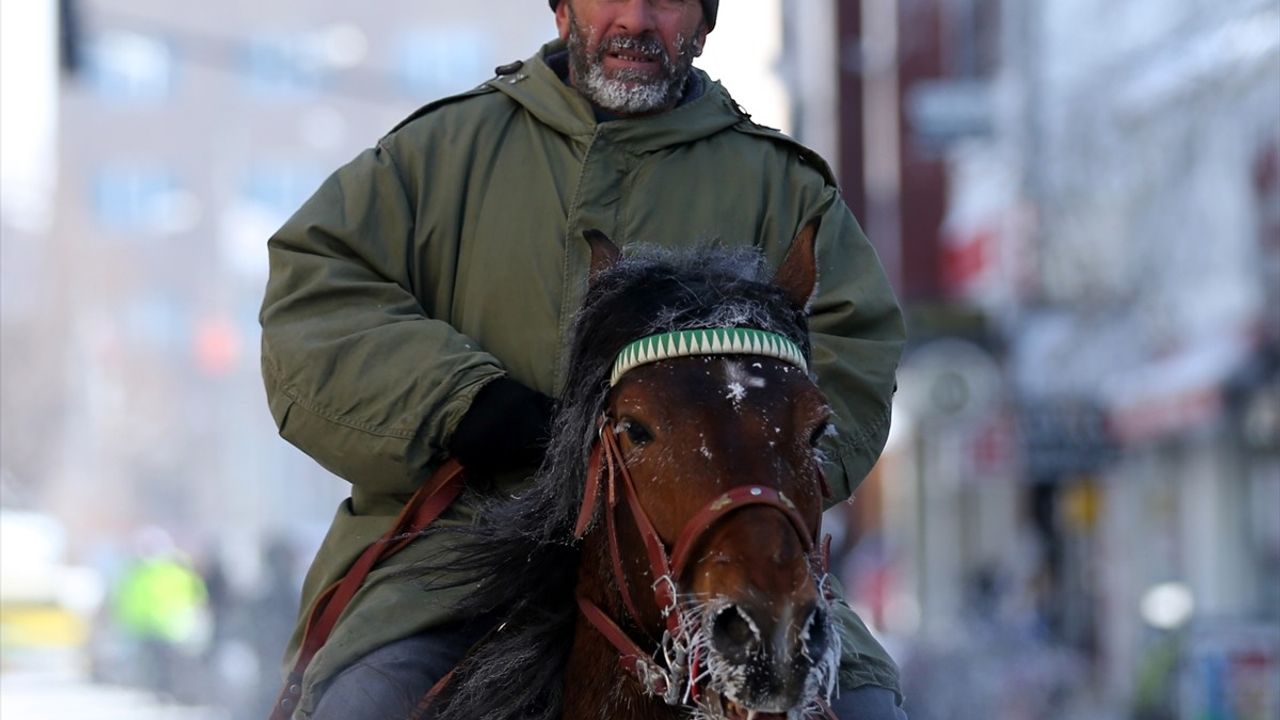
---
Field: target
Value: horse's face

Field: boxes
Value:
[608,354,839,719]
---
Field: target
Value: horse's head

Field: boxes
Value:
[571,225,840,719]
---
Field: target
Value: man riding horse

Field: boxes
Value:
[259,1,908,717]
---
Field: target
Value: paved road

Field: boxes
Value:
[0,673,229,720]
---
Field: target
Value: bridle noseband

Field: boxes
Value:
[572,328,836,709]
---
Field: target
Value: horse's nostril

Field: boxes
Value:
[711,604,759,658]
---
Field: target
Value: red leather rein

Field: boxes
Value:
[572,417,835,706]
[269,459,467,720]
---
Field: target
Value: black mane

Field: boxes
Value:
[429,245,812,720]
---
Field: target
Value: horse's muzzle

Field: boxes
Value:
[699,595,840,719]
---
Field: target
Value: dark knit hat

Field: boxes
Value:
[548,0,718,30]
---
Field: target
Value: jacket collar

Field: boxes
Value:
[485,40,745,152]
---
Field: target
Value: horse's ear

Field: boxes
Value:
[773,218,820,312]
[583,229,622,285]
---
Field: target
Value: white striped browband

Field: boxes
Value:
[609,328,808,386]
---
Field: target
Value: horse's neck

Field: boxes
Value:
[562,544,684,720]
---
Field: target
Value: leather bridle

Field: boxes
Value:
[571,414,835,709]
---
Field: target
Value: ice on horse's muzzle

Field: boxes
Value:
[704,600,837,715]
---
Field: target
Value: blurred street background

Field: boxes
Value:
[2,1,1278,718]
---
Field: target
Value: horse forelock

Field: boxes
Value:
[577,246,812,363]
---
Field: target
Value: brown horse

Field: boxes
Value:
[431,224,839,720]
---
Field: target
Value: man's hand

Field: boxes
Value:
[448,377,556,474]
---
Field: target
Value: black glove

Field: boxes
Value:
[448,377,556,474]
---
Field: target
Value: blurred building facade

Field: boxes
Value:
[836,0,1280,716]
[34,0,562,567]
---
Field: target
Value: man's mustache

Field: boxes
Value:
[595,33,672,71]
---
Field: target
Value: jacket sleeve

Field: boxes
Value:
[807,188,906,504]
[259,140,505,495]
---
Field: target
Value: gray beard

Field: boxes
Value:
[567,10,699,116]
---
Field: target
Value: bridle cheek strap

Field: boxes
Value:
[577,424,679,631]
[572,426,604,539]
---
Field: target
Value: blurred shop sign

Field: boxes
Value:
[941,222,995,296]
[1108,386,1223,445]
[1103,334,1248,445]
[1018,400,1118,479]
[938,145,1031,307]
[906,79,994,147]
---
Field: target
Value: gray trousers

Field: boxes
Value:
[312,624,907,720]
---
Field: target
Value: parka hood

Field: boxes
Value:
[484,40,745,152]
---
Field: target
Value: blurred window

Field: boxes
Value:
[395,28,491,99]
[92,165,195,234]
[86,31,174,103]
[240,34,328,99]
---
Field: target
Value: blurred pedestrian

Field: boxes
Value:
[109,527,209,702]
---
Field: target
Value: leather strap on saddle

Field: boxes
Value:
[269,459,467,720]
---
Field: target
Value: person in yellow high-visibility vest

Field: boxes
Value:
[111,530,208,698]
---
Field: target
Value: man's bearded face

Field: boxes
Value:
[566,4,704,116]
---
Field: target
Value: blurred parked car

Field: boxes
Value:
[0,510,105,676]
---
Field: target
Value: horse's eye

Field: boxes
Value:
[808,421,831,448]
[617,419,653,446]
